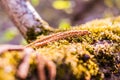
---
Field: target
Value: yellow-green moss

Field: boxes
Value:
[0,51,24,80]
[36,16,120,80]
[0,16,120,80]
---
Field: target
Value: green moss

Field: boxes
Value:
[26,25,54,42]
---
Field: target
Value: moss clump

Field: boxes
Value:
[37,41,99,80]
[36,16,120,80]
[0,51,24,80]
[0,16,120,80]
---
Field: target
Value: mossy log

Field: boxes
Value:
[0,17,120,80]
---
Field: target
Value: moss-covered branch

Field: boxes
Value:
[0,17,120,80]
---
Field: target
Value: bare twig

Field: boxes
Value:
[17,48,34,79]
[0,45,24,55]
[36,53,56,80]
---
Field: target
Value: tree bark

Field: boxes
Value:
[0,0,53,41]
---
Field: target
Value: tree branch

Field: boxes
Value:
[0,0,53,41]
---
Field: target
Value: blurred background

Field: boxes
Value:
[0,0,120,45]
